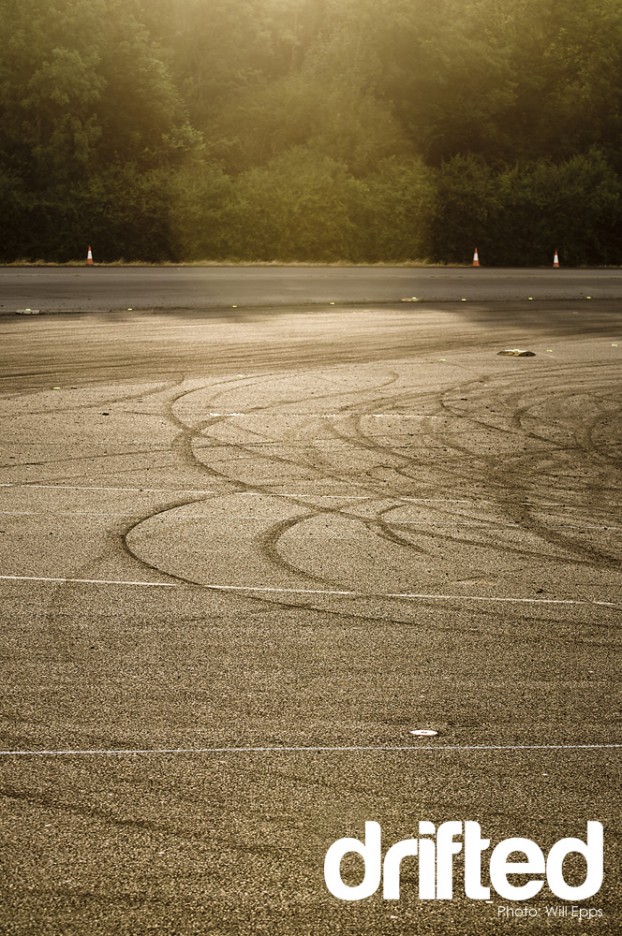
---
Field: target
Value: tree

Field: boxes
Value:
[1,0,622,263]
[231,147,360,260]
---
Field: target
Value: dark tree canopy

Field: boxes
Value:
[1,0,621,263]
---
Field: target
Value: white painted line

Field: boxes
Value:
[0,574,176,588]
[387,519,621,532]
[0,483,404,501]
[191,583,619,608]
[0,482,373,500]
[0,507,617,532]
[388,592,618,608]
[0,483,217,495]
[0,511,269,519]
[0,743,620,758]
[0,574,616,607]
[203,583,356,596]
[0,485,467,503]
[1,484,619,512]
[0,510,141,517]
[205,412,444,419]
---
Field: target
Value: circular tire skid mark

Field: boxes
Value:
[123,357,622,608]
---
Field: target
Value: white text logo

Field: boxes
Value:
[324,821,604,902]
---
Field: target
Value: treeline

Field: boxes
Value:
[2,0,622,264]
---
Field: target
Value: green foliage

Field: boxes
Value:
[232,148,359,260]
[352,158,437,262]
[430,156,503,263]
[169,163,236,260]
[431,150,622,265]
[494,153,622,266]
[81,166,175,261]
[1,0,622,263]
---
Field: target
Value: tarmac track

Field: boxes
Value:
[0,289,620,935]
[2,265,622,313]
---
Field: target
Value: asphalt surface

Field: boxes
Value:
[0,288,620,935]
[2,265,622,313]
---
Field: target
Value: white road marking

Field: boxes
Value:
[0,743,620,758]
[386,519,620,532]
[0,507,617,532]
[0,483,218,495]
[0,482,463,501]
[0,574,176,588]
[0,511,269,519]
[0,574,616,607]
[1,484,619,511]
[205,412,445,419]
[0,510,142,517]
[198,584,618,607]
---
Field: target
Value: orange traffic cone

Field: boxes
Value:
[473,247,480,267]
[553,250,560,268]
[86,245,94,266]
